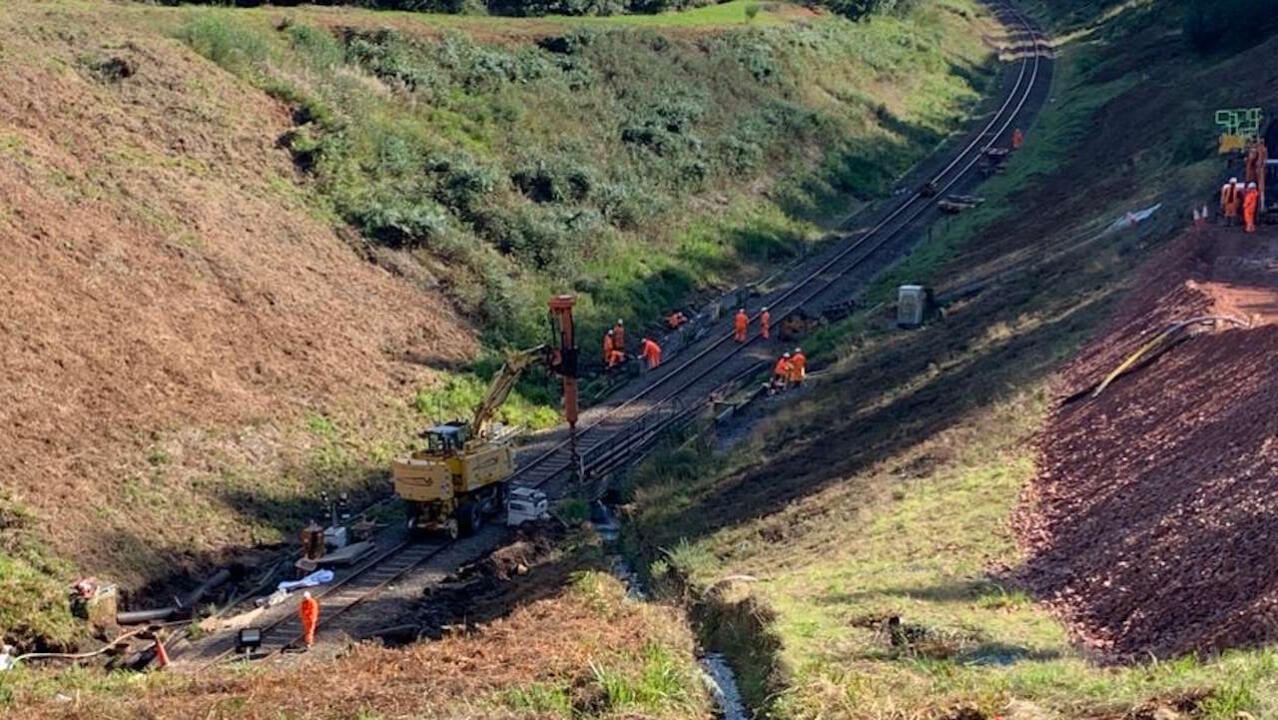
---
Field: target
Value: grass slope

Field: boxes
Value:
[0,0,1001,653]
[163,0,997,349]
[4,533,711,720]
[626,2,1278,718]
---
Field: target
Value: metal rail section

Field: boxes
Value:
[215,3,1046,663]
[509,1,1046,488]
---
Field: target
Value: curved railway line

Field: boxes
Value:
[191,2,1049,665]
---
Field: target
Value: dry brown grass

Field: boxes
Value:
[0,3,476,586]
[9,573,709,720]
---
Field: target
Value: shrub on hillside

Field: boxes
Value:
[1184,0,1278,52]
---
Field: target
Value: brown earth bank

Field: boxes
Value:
[0,10,475,583]
[9,527,708,720]
[1017,223,1278,660]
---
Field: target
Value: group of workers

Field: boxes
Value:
[601,303,806,392]
[733,307,770,341]
[771,347,806,392]
[1218,139,1269,234]
[603,318,664,370]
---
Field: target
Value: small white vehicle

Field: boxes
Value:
[506,486,549,527]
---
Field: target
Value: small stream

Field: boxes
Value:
[590,502,748,720]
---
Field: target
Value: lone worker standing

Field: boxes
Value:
[1011,128,1024,150]
[733,309,749,343]
[1244,182,1260,234]
[760,307,771,340]
[299,591,319,650]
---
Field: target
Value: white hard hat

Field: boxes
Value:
[762,306,768,312]
[1231,177,1239,183]
[794,347,802,353]
[303,591,312,599]
[617,319,623,325]
[1249,182,1258,188]
[783,352,791,358]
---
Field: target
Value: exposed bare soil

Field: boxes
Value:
[0,7,475,582]
[1018,225,1278,659]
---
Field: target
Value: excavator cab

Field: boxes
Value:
[422,423,468,454]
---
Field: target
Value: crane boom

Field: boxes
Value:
[469,345,546,441]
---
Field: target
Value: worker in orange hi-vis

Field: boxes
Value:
[613,320,625,354]
[299,591,319,650]
[733,308,749,343]
[1222,177,1240,225]
[602,330,615,364]
[1243,182,1259,234]
[607,348,626,369]
[771,353,792,392]
[1011,128,1024,150]
[640,337,662,369]
[760,307,771,340]
[790,347,807,387]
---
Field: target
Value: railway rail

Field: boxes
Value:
[195,1,1048,665]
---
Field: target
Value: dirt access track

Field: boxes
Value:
[1018,223,1278,660]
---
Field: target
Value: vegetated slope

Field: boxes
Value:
[1019,228,1278,660]
[0,0,999,652]
[625,3,1278,718]
[9,568,712,720]
[0,4,475,628]
[171,0,998,348]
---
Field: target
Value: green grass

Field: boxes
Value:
[411,370,561,431]
[621,3,1278,718]
[163,1,996,355]
[371,0,792,29]
[0,497,83,655]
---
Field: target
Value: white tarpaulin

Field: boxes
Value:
[277,569,334,592]
[1109,203,1162,232]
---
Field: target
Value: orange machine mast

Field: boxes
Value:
[548,295,579,429]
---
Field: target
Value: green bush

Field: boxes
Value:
[1185,0,1278,52]
[179,14,269,75]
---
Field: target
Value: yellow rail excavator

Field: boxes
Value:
[392,296,578,539]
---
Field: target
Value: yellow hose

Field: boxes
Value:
[1091,315,1249,399]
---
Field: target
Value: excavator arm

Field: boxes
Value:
[469,345,547,441]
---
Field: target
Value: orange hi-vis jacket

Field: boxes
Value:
[641,339,662,367]
[300,596,320,645]
[613,325,625,351]
[1222,182,1241,217]
[603,333,614,362]
[1244,188,1259,231]
[773,357,791,378]
[790,352,807,381]
[760,310,770,338]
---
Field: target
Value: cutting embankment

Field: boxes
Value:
[1019,227,1278,660]
[622,2,1278,718]
[0,0,1001,671]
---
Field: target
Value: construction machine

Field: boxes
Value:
[392,296,578,539]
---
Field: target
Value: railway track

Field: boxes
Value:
[199,1,1048,664]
